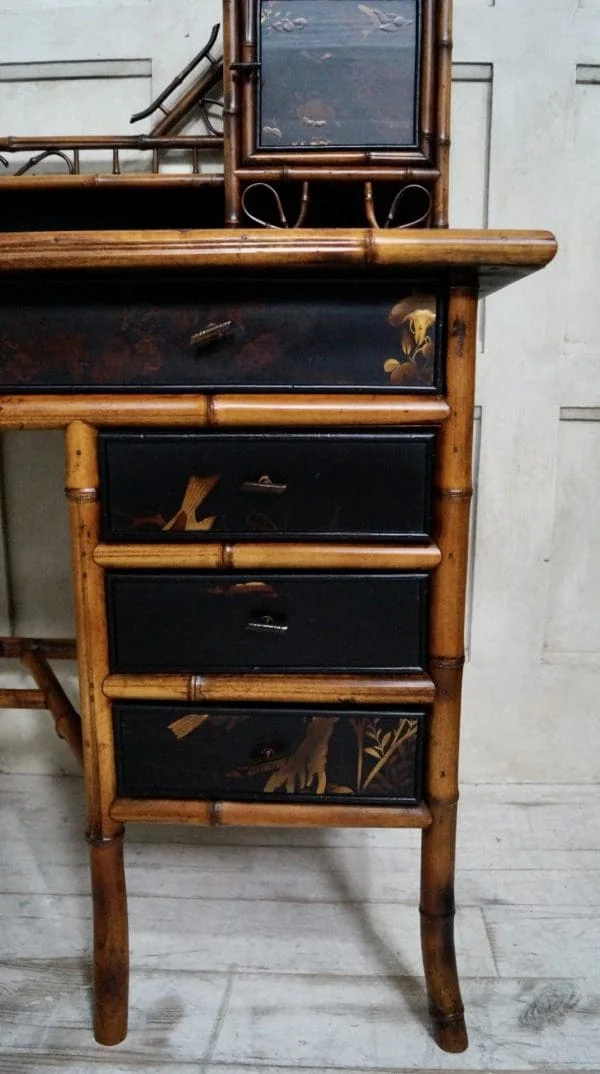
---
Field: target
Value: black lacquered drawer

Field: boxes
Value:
[113,702,426,805]
[100,430,435,542]
[106,571,428,674]
[0,276,442,393]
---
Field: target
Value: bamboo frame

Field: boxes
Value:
[103,673,436,705]
[93,542,442,571]
[110,799,432,828]
[65,421,128,1046]
[230,0,445,174]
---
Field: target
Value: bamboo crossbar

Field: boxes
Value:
[109,798,433,829]
[93,542,442,571]
[234,166,439,181]
[20,649,83,765]
[0,136,223,151]
[103,673,436,705]
[0,394,451,430]
[0,688,46,709]
[0,636,76,659]
[0,174,225,191]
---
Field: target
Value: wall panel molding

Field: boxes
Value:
[543,411,600,664]
[0,59,151,82]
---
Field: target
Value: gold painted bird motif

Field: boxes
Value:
[358,4,413,31]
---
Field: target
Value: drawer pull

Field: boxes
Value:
[240,474,288,496]
[245,613,288,635]
[190,320,234,349]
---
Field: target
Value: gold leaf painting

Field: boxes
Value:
[384,294,436,388]
[162,474,220,533]
[168,711,420,799]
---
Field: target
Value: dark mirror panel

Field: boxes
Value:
[258,0,420,150]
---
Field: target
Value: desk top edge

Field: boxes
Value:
[0,227,557,295]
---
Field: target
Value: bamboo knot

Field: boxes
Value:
[65,487,99,504]
[436,489,472,501]
[419,908,457,920]
[86,827,125,849]
[190,674,204,701]
[430,656,465,669]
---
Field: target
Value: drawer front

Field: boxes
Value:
[106,572,428,673]
[0,276,442,393]
[100,430,435,542]
[113,702,426,805]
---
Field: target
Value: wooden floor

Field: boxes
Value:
[0,776,598,1073]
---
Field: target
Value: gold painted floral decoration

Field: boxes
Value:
[384,294,437,387]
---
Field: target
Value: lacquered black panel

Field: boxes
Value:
[106,571,428,673]
[0,276,442,393]
[113,702,426,804]
[259,0,420,150]
[100,430,434,542]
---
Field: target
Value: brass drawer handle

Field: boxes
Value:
[190,320,234,349]
[240,474,288,496]
[245,613,288,635]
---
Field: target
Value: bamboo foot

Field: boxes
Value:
[420,798,468,1054]
[420,910,468,1052]
[88,829,129,1046]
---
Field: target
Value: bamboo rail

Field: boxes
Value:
[0,135,223,151]
[103,673,436,705]
[93,542,442,571]
[0,394,451,430]
[0,174,225,191]
[110,798,432,829]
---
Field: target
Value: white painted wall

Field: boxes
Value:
[0,0,598,783]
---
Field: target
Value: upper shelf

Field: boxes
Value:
[0,228,557,296]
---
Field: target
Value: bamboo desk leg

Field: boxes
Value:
[419,285,476,1053]
[66,420,129,1046]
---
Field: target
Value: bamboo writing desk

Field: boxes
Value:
[0,227,556,1053]
[0,0,556,1055]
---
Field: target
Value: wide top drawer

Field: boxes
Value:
[0,275,443,393]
